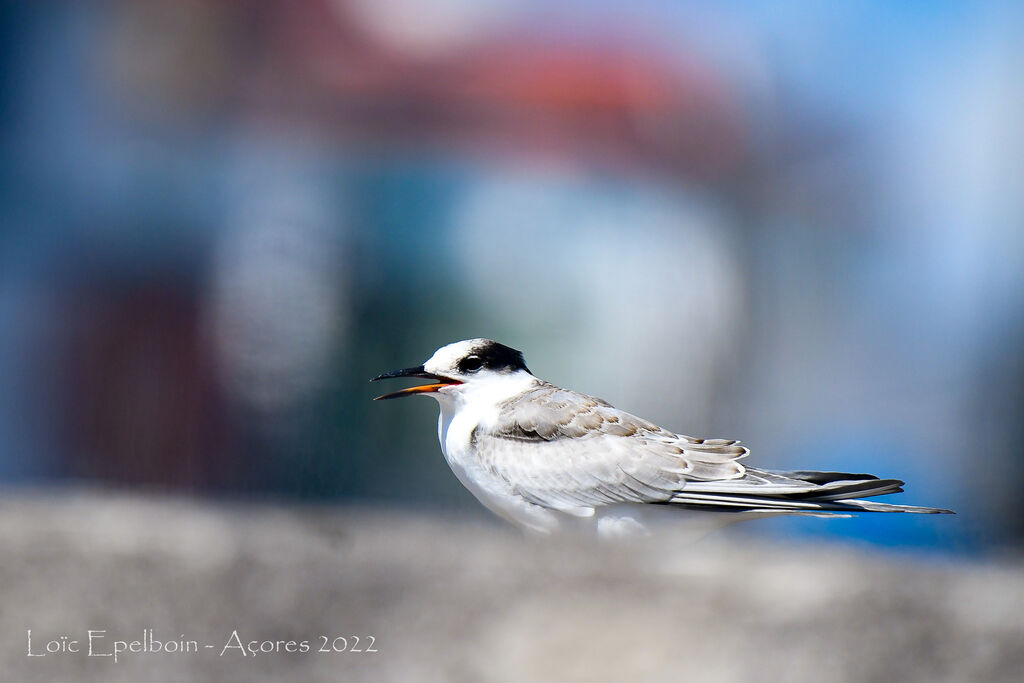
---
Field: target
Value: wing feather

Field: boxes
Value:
[473,381,953,516]
[474,383,746,511]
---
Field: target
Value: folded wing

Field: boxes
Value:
[476,382,952,516]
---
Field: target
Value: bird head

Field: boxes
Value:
[372,338,532,401]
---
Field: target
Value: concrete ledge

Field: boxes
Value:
[2,489,1021,682]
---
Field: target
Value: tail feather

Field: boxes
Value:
[670,468,953,515]
[833,499,954,514]
[773,470,881,485]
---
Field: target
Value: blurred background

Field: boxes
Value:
[1,0,1022,555]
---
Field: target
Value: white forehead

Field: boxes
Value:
[424,338,490,372]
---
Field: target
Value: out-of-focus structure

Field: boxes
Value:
[1,1,1022,553]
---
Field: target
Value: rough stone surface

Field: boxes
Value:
[2,489,1021,682]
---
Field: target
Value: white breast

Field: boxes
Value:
[432,379,562,534]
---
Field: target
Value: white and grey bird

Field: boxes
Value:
[372,338,952,537]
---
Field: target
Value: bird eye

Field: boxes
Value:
[460,355,483,373]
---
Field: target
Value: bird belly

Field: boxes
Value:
[437,409,561,534]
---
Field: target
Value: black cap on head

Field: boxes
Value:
[460,339,530,374]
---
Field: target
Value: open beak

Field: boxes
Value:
[370,365,463,400]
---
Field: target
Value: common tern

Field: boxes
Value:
[373,339,952,537]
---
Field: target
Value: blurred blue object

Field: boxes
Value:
[0,0,1021,554]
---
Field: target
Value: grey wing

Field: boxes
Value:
[473,383,749,515]
[476,383,954,516]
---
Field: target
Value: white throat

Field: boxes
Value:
[431,370,538,457]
